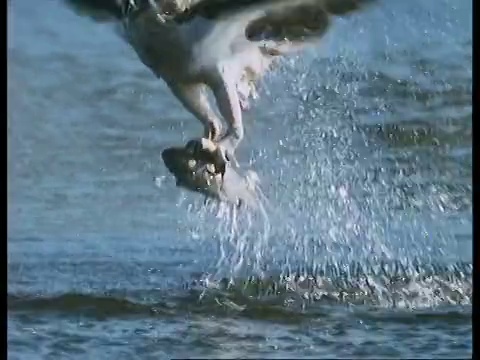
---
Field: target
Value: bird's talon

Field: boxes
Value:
[185,137,231,179]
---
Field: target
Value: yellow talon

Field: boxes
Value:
[205,163,216,173]
[200,138,217,153]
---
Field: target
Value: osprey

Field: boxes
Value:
[66,0,376,175]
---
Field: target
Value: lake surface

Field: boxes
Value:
[8,0,472,358]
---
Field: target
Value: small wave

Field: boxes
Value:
[8,260,471,322]
[189,260,472,309]
[8,293,162,318]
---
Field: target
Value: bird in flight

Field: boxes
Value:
[66,0,377,176]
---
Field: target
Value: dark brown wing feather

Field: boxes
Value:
[244,0,376,43]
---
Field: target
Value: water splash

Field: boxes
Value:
[188,260,472,310]
[182,191,272,279]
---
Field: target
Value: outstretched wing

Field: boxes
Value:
[64,0,125,22]
[180,0,374,44]
[65,0,375,47]
[174,0,376,107]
